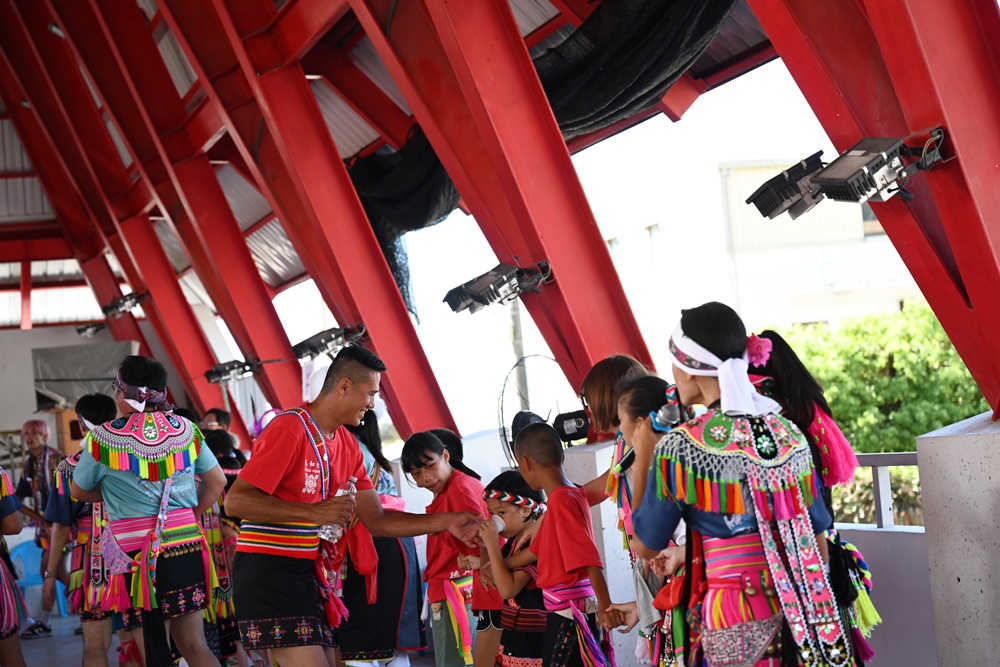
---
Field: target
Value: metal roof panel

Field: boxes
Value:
[310,80,381,158]
[508,0,561,35]
[215,165,272,231]
[246,218,306,288]
[349,37,413,116]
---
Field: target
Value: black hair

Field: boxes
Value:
[400,431,447,475]
[615,375,671,420]
[430,428,481,480]
[346,410,393,473]
[679,302,747,362]
[484,470,546,518]
[118,355,167,392]
[321,344,387,394]
[751,330,833,433]
[203,430,246,469]
[75,393,117,426]
[513,422,563,467]
[203,408,232,429]
[172,408,199,423]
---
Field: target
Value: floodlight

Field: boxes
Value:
[76,322,107,338]
[444,262,552,315]
[205,360,258,385]
[747,128,946,220]
[102,292,148,319]
[292,325,366,361]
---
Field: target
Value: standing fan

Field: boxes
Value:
[497,355,581,466]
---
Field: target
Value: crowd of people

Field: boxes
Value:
[0,300,880,667]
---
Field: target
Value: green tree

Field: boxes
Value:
[781,301,987,453]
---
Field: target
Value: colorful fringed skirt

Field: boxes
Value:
[701,534,783,667]
[0,556,26,638]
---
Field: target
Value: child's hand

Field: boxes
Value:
[650,545,685,578]
[480,561,495,590]
[457,554,481,571]
[478,517,500,547]
[598,605,627,632]
[605,601,639,633]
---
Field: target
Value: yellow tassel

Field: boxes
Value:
[855,587,882,636]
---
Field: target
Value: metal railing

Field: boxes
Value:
[854,451,918,529]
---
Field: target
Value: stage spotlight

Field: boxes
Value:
[292,325,366,361]
[102,292,148,319]
[76,322,107,338]
[444,262,552,315]
[205,360,258,385]
[747,129,945,220]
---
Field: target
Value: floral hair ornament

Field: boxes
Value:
[483,489,546,513]
[746,334,773,367]
[668,322,781,417]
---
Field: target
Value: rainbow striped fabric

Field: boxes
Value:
[235,521,320,559]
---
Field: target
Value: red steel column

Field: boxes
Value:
[19,261,31,331]
[350,0,653,388]
[118,214,227,412]
[155,0,458,437]
[748,0,1000,411]
[34,0,302,411]
[78,253,151,352]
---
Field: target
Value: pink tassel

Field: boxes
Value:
[852,626,876,662]
[809,410,859,487]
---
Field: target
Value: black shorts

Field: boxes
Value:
[477,609,503,632]
[233,552,335,651]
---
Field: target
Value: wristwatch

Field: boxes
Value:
[43,571,53,579]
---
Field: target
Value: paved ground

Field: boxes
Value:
[18,614,438,666]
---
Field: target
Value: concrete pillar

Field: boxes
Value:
[916,411,1000,666]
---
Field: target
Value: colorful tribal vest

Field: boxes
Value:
[653,409,851,667]
[87,411,202,481]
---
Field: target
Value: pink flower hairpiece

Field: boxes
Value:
[746,334,773,367]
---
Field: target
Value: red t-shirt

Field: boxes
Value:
[529,485,603,590]
[423,470,502,608]
[239,411,374,504]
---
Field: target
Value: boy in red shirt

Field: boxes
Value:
[515,423,624,667]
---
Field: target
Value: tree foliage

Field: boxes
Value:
[781,302,988,453]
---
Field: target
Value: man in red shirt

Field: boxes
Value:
[227,345,480,667]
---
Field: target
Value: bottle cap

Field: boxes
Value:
[348,476,358,483]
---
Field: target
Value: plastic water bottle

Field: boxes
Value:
[318,476,357,543]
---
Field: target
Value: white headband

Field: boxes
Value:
[669,322,781,417]
[81,418,98,432]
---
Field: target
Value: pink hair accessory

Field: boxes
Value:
[746,334,773,367]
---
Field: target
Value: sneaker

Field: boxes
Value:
[19,621,52,639]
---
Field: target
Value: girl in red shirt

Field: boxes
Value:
[401,432,489,667]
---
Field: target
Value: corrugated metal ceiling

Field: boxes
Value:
[689,1,770,80]
[215,165,272,231]
[0,107,53,225]
[311,79,381,158]
[509,0,561,35]
[246,218,306,288]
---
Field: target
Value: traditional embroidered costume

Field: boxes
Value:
[44,451,112,622]
[494,528,546,667]
[232,407,374,651]
[633,323,853,667]
[16,444,61,549]
[0,467,28,638]
[73,409,220,662]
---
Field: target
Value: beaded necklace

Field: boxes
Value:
[280,407,330,500]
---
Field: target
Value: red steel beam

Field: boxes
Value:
[118,214,228,413]
[78,0,303,411]
[19,261,31,330]
[2,2,240,423]
[0,238,73,262]
[748,0,1000,412]
[301,42,413,150]
[155,0,458,437]
[272,0,351,63]
[79,252,151,350]
[350,0,653,388]
[861,0,1000,414]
